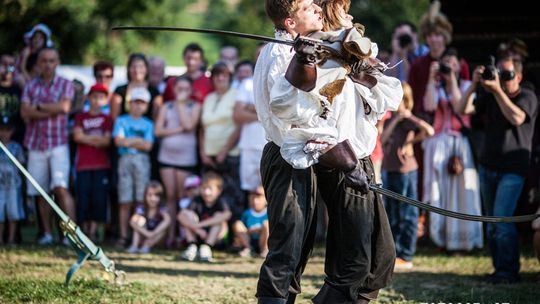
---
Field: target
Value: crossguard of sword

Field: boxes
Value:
[60,219,127,286]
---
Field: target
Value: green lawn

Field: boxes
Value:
[1,241,539,304]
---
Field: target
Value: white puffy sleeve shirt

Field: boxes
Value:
[253,31,339,168]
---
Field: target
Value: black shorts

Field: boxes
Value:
[76,169,110,223]
[158,162,197,174]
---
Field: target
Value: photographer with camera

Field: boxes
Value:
[460,55,538,284]
[386,21,429,82]
[422,47,483,252]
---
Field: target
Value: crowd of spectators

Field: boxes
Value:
[1,7,540,284]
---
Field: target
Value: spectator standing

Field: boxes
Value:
[232,61,266,193]
[460,56,538,284]
[15,23,54,87]
[407,0,453,237]
[1,53,25,143]
[82,61,115,114]
[200,62,243,222]
[219,46,241,88]
[72,83,113,242]
[232,185,269,258]
[381,82,434,269]
[385,21,429,82]
[234,60,254,87]
[148,56,167,95]
[112,87,155,248]
[111,53,162,120]
[370,111,391,184]
[163,43,213,104]
[409,0,452,122]
[178,171,232,262]
[422,48,483,252]
[219,46,239,70]
[127,181,171,254]
[154,76,201,247]
[0,116,26,245]
[20,47,76,245]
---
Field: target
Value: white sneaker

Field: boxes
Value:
[181,244,198,261]
[37,234,54,245]
[238,247,252,258]
[198,244,213,262]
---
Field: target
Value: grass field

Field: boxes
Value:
[1,240,539,304]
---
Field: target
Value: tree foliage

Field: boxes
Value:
[0,0,193,64]
[349,0,430,51]
[0,0,430,64]
[204,0,430,60]
[204,0,274,62]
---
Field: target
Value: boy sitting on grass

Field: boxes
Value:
[178,171,231,262]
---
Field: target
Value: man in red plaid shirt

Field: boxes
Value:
[20,47,76,246]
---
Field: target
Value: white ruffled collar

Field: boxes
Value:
[274,28,293,40]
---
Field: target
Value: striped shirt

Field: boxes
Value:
[22,75,74,151]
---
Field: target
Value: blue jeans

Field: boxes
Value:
[384,170,419,261]
[478,166,525,279]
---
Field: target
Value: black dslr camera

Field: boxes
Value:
[397,34,413,49]
[439,63,451,74]
[481,55,497,80]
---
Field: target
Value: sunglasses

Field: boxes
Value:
[499,70,516,81]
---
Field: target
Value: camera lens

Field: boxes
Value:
[397,34,412,49]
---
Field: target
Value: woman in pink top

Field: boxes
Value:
[422,47,483,252]
[154,76,201,247]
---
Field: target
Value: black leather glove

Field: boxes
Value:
[344,165,369,194]
[318,140,370,194]
[292,34,319,65]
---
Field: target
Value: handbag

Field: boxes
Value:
[446,103,468,175]
[447,137,464,175]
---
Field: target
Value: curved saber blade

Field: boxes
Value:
[111,25,307,46]
[370,184,539,223]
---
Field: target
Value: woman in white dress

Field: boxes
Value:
[422,47,483,251]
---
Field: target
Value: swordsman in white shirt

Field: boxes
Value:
[254,1,402,303]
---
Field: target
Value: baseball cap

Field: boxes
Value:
[88,83,109,95]
[184,175,201,189]
[130,87,151,103]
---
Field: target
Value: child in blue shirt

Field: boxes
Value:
[233,185,269,258]
[112,87,154,247]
